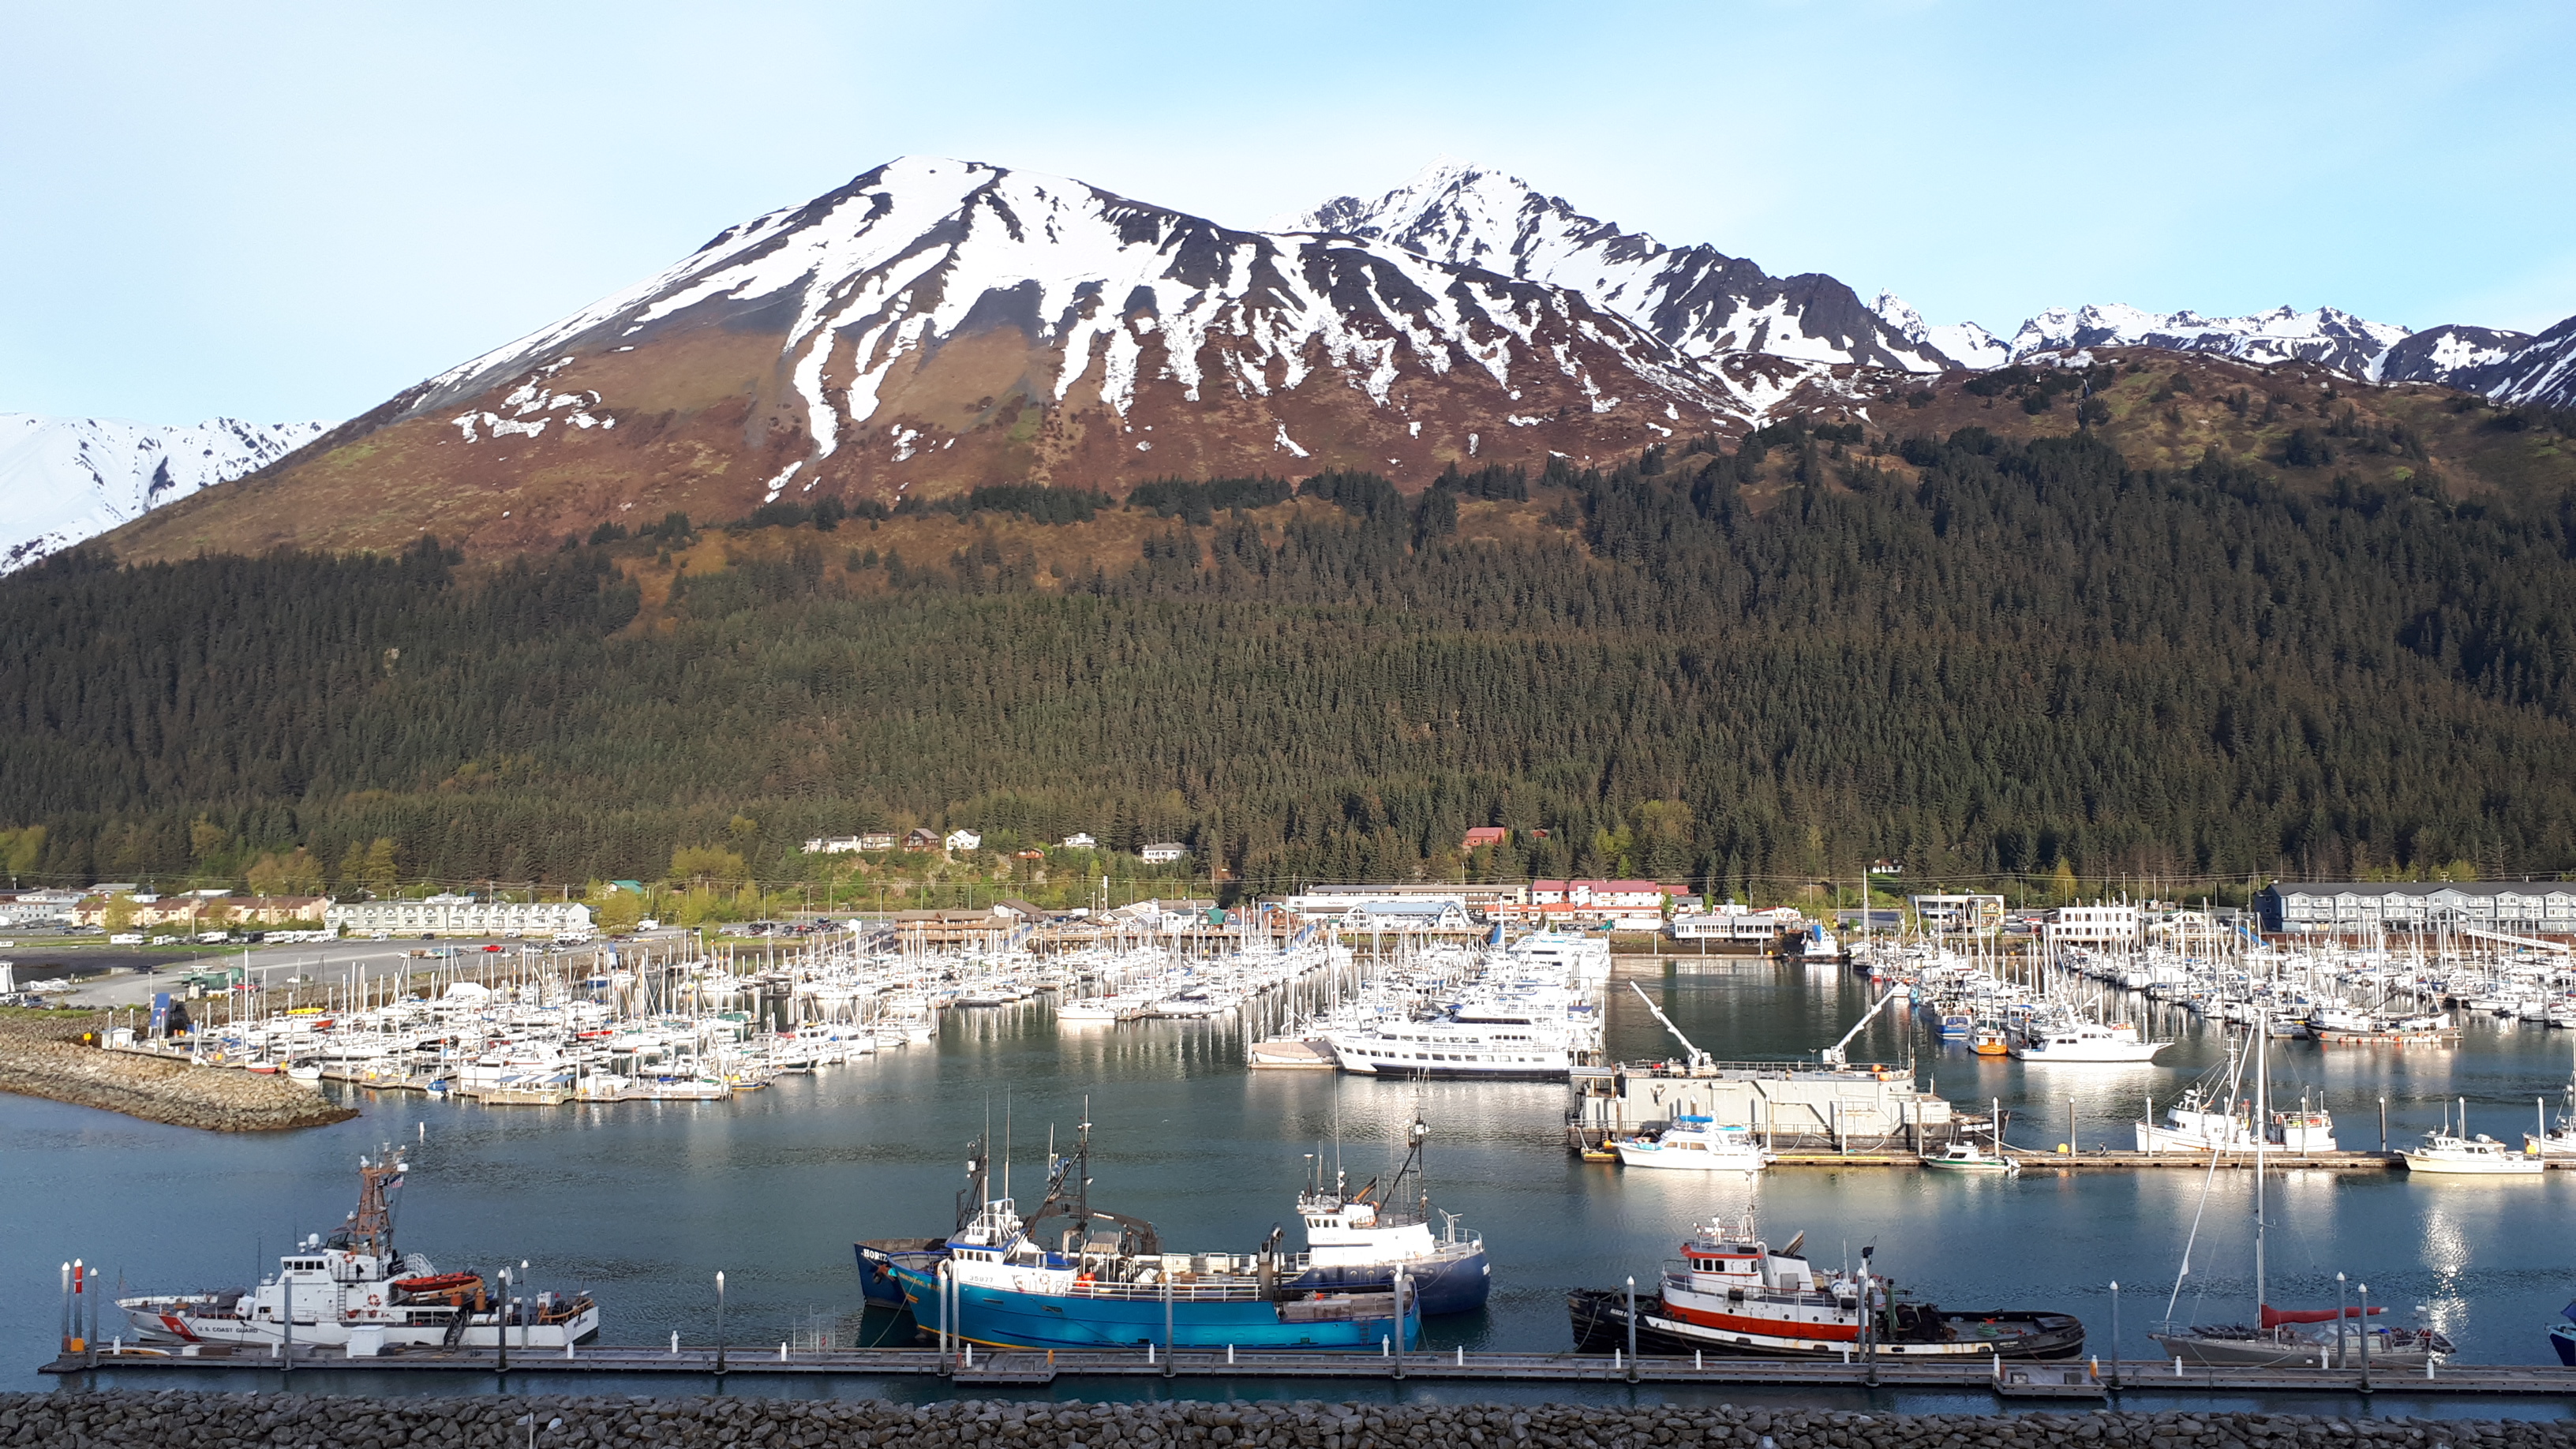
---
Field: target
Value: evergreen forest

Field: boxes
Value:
[5,420,2574,906]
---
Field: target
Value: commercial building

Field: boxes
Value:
[1910,894,2005,932]
[2046,904,2140,947]
[327,895,594,938]
[2260,881,2576,936]
[1669,905,1802,942]
[1283,882,1530,919]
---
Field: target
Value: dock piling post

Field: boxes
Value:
[2378,1097,2387,1154]
[2334,1274,2347,1369]
[1623,1275,1637,1383]
[1162,1272,1174,1379]
[492,1268,505,1376]
[282,1265,293,1375]
[2357,1282,2371,1393]
[2108,1281,2120,1390]
[713,1271,725,1377]
[1393,1268,1406,1380]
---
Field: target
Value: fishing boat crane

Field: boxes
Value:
[1627,982,1710,1072]
[1821,988,1904,1068]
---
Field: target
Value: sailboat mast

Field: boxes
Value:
[2253,1011,2268,1316]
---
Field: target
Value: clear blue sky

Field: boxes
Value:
[5,0,2571,423]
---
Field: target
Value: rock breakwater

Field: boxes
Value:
[0,1013,353,1131]
[4,1393,2570,1449]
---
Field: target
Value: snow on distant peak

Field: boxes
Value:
[1,414,330,571]
[2002,301,2409,376]
[1294,161,1953,376]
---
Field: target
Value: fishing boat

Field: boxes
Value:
[862,1120,1419,1351]
[1281,1115,1490,1313]
[1921,1140,2017,1174]
[1613,1115,1772,1172]
[117,1149,599,1351]
[2136,1085,2256,1153]
[2551,1301,2576,1368]
[1567,1217,2081,1359]
[2401,1129,2544,1175]
[1967,1025,2011,1057]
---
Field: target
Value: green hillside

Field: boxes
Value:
[6,388,2575,907]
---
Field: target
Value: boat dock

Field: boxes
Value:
[39,1342,2576,1398]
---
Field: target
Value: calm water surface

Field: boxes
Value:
[9,957,2574,1404]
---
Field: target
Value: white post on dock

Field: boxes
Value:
[2334,1274,2348,1369]
[1623,1275,1638,1383]
[1392,1267,1406,1381]
[2108,1281,2120,1390]
[281,1263,292,1374]
[1162,1271,1175,1379]
[2357,1282,2371,1393]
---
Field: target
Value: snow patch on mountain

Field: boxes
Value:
[1,414,329,571]
[1870,292,2008,370]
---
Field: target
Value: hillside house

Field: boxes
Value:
[1461,826,1509,851]
[945,829,984,852]
[1139,841,1188,864]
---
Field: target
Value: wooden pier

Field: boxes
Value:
[39,1342,2576,1398]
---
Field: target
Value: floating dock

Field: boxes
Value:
[39,1342,2576,1398]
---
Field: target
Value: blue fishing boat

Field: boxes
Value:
[2552,1300,2575,1368]
[859,1114,1487,1318]
[859,1118,1421,1350]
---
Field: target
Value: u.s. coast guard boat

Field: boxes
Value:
[117,1150,598,1352]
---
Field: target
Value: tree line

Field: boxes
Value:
[3,424,2572,903]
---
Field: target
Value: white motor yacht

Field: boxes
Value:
[1614,1116,1772,1171]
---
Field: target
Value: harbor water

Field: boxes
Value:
[8,956,2574,1399]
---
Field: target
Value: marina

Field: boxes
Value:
[13,928,2576,1400]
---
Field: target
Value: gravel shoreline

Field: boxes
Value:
[0,1013,354,1131]
[4,1392,2570,1449]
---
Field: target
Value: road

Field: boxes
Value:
[6,931,695,1011]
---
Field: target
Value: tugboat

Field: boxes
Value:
[1568,1217,2082,1359]
[118,1149,599,1351]
[859,1117,1420,1350]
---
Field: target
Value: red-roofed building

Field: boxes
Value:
[1462,826,1509,851]
[1512,879,1687,929]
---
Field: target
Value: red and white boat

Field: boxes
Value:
[1569,1217,2084,1359]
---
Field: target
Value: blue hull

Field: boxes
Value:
[2551,1322,2575,1368]
[883,1260,1417,1352]
[1286,1246,1490,1316]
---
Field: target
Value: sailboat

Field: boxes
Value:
[2149,1012,2454,1368]
[2524,1039,2576,1160]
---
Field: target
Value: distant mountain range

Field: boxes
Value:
[15,155,2573,568]
[1,414,328,571]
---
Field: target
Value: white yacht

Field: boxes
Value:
[1921,1139,2018,1174]
[1614,1116,1773,1172]
[1325,1016,1578,1077]
[2012,1019,2167,1063]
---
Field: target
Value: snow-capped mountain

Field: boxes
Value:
[116,156,1792,561]
[2375,322,2535,387]
[1,414,328,571]
[1288,159,1960,374]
